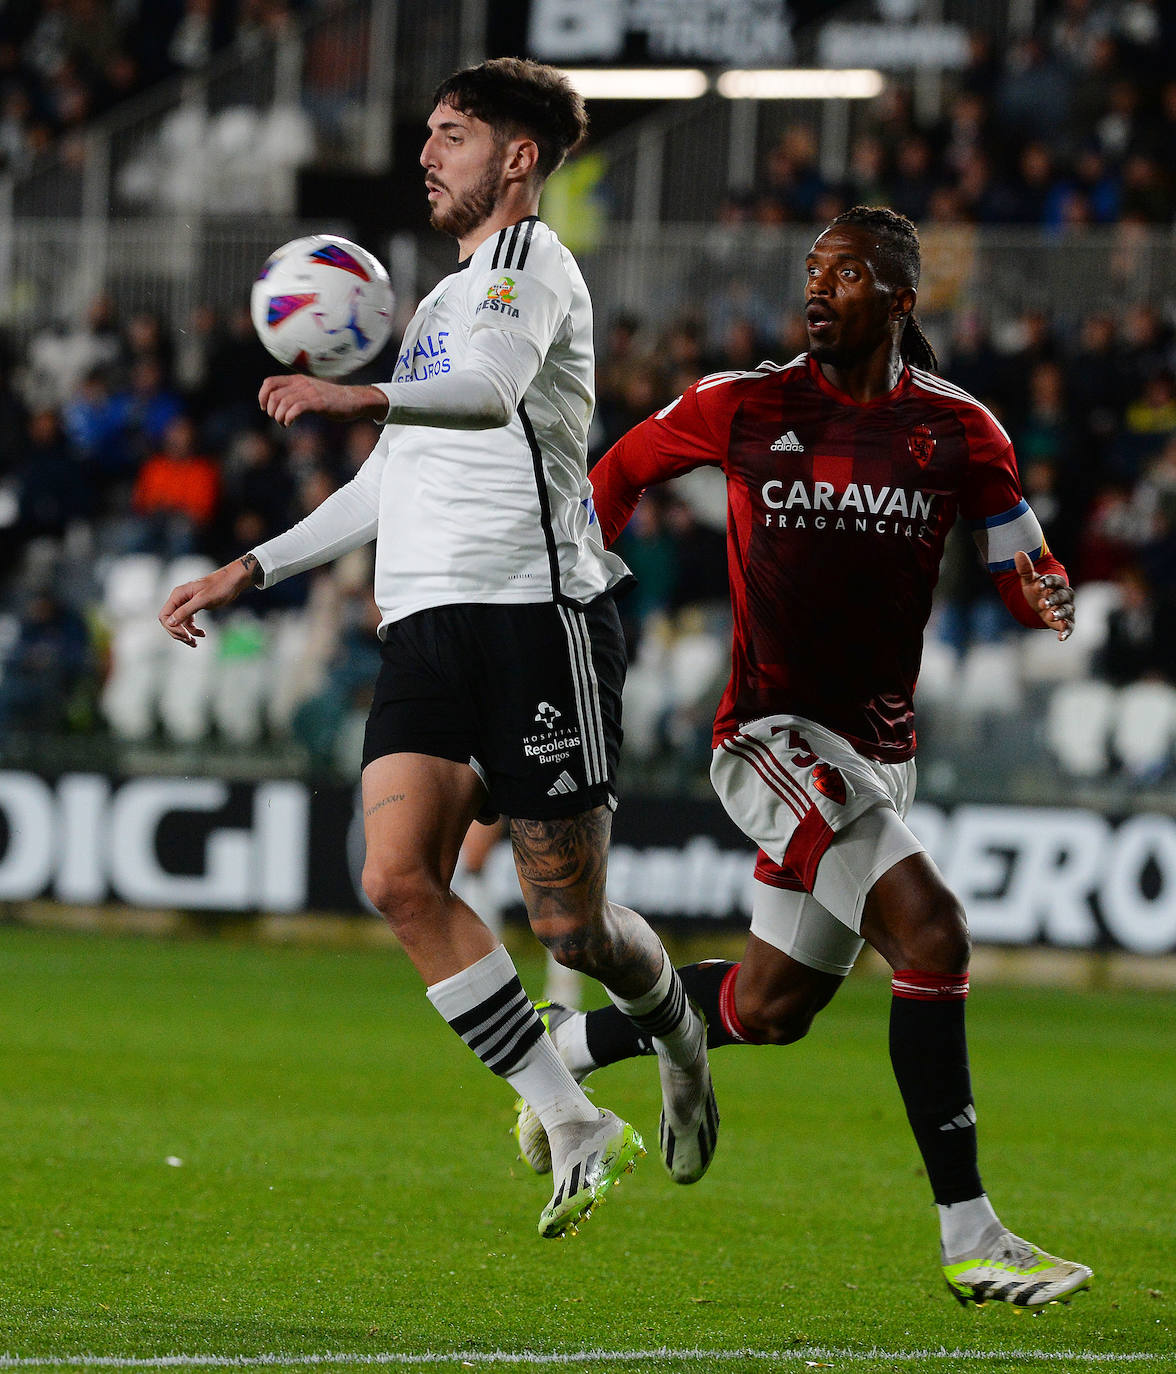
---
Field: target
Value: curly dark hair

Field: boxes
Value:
[828,205,939,373]
[433,58,588,180]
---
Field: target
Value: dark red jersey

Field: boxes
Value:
[591,354,1066,761]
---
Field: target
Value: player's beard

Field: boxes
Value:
[429,159,503,240]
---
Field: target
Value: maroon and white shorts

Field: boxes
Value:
[710,714,925,973]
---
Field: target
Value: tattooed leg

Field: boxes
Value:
[511,807,665,998]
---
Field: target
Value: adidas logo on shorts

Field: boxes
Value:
[771,430,805,452]
[547,770,578,797]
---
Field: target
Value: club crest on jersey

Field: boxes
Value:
[811,762,847,805]
[908,424,935,466]
[477,275,521,319]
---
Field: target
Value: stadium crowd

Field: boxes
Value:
[725,0,1174,232]
[2,272,1175,773]
[0,0,321,176]
[0,0,1173,780]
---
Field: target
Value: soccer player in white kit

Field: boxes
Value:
[158,57,717,1239]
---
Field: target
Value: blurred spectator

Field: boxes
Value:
[197,303,274,445]
[845,133,889,206]
[1113,370,1176,479]
[0,588,93,734]
[993,36,1073,143]
[1094,563,1176,685]
[11,407,93,546]
[613,491,680,654]
[25,292,121,407]
[757,127,828,222]
[114,356,185,465]
[888,135,935,222]
[62,367,133,502]
[1076,481,1148,583]
[128,414,220,558]
[944,312,1002,404]
[119,310,175,386]
[594,363,664,457]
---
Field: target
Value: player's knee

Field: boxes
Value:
[736,986,821,1046]
[361,860,439,935]
[900,889,970,973]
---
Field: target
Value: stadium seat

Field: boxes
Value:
[1021,580,1120,684]
[914,636,959,709]
[210,613,270,745]
[1044,678,1116,777]
[101,620,163,741]
[159,555,217,597]
[265,609,316,734]
[957,641,1024,717]
[102,554,165,621]
[157,624,220,743]
[666,628,726,709]
[1111,680,1176,780]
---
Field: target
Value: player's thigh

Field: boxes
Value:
[361,751,486,891]
[750,861,865,977]
[809,805,926,934]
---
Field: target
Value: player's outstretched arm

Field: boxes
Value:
[158,555,259,647]
[259,375,390,427]
[1014,549,1075,641]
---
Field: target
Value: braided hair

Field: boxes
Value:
[828,205,939,374]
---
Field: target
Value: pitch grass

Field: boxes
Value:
[0,925,1171,1374]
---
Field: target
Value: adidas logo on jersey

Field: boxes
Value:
[771,430,805,452]
[547,770,578,798]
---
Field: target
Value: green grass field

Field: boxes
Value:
[0,924,1172,1374]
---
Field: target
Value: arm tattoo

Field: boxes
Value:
[240,552,262,587]
[364,792,406,818]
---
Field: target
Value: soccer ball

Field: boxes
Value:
[250,234,395,378]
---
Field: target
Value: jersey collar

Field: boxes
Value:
[806,353,911,407]
[457,214,541,270]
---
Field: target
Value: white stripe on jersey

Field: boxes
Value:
[557,605,607,786]
[908,367,1012,445]
[695,360,799,393]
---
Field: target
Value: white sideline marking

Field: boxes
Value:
[0,1349,1160,1368]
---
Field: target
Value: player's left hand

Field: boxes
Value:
[1014,549,1074,641]
[259,374,389,427]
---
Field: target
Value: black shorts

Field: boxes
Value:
[362,596,626,821]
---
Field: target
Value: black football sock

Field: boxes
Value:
[584,960,743,1068]
[888,969,983,1205]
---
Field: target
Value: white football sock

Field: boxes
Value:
[607,949,702,1067]
[426,945,597,1132]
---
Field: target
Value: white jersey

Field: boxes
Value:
[250,216,630,632]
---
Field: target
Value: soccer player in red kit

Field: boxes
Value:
[512,207,1092,1307]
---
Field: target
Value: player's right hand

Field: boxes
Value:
[258,374,390,427]
[158,557,256,647]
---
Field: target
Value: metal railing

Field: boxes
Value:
[575,222,1176,338]
[1,218,1173,357]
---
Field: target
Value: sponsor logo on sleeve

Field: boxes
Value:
[477,276,521,319]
